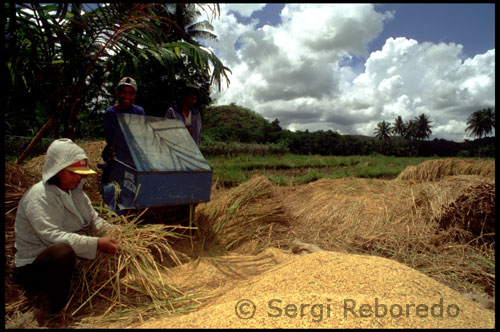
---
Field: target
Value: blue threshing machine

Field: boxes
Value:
[101,113,212,214]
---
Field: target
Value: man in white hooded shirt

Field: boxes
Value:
[14,138,120,315]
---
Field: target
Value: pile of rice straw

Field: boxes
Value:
[67,212,205,327]
[195,175,289,255]
[414,175,495,243]
[396,158,495,182]
[279,176,417,254]
[278,175,495,297]
[5,162,40,327]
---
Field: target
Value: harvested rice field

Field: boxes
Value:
[4,141,495,329]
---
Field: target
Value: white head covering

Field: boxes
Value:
[42,138,91,184]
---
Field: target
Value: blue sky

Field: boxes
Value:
[203,3,495,142]
[231,3,495,61]
[371,4,495,57]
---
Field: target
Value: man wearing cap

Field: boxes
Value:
[165,83,202,146]
[14,138,120,317]
[102,77,145,163]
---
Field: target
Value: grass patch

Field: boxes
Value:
[207,154,443,187]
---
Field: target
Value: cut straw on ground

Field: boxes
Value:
[68,216,202,326]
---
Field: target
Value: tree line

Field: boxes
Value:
[199,104,495,158]
[374,108,495,142]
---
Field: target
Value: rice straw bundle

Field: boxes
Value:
[279,176,495,297]
[414,175,495,243]
[195,175,289,254]
[5,162,38,215]
[396,158,495,182]
[68,214,203,326]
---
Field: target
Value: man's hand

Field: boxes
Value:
[98,237,120,254]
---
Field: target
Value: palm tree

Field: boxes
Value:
[414,113,432,140]
[403,120,418,140]
[166,3,218,44]
[465,108,496,139]
[392,116,406,136]
[374,121,392,142]
[7,3,230,163]
[120,3,227,117]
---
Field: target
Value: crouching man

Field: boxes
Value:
[13,138,120,316]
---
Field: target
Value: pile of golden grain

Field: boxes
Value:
[136,248,494,329]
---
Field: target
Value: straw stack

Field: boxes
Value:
[5,162,39,325]
[195,175,289,254]
[5,162,37,215]
[279,177,415,253]
[136,248,495,329]
[413,175,495,243]
[278,175,495,297]
[396,158,495,182]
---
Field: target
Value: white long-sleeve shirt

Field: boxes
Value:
[14,139,114,267]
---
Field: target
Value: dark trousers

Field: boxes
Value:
[14,243,76,314]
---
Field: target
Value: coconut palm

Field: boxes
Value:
[403,120,418,140]
[165,3,218,44]
[414,113,432,140]
[374,121,392,141]
[392,116,406,136]
[465,108,496,139]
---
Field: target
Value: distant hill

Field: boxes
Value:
[202,104,278,143]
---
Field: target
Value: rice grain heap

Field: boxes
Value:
[136,249,494,329]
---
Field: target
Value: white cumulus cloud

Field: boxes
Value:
[204,4,494,142]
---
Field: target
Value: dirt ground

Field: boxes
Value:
[4,153,495,329]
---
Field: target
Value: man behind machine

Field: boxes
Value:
[165,83,202,146]
[101,77,145,183]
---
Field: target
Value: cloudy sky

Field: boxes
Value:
[201,3,495,142]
